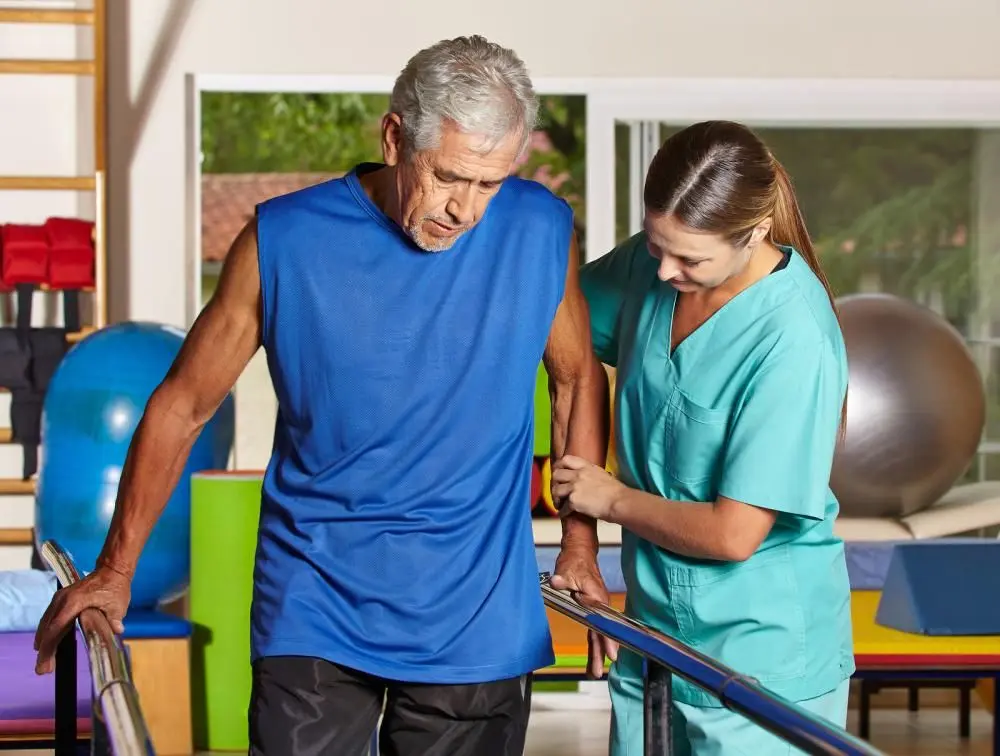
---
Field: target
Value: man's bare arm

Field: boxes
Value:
[544,231,610,554]
[97,220,263,578]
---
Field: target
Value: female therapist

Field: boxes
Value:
[551,120,855,755]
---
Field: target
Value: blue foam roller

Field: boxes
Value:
[121,609,193,640]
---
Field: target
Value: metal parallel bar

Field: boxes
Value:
[539,573,885,756]
[41,541,156,756]
[643,660,673,755]
[92,673,114,756]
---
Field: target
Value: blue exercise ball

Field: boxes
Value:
[35,321,235,609]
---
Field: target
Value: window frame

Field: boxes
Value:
[187,76,1000,465]
[587,79,1000,467]
[188,74,1000,315]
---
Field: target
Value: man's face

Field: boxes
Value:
[383,116,522,252]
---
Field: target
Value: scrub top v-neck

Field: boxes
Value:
[579,231,855,708]
[603,240,804,506]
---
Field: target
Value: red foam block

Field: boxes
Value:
[44,217,95,289]
[1,224,48,287]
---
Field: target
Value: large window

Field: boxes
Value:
[198,90,587,305]
[193,85,588,471]
[188,76,1000,484]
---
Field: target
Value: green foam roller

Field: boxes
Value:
[189,471,263,752]
[534,361,551,457]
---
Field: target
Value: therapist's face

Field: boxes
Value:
[644,212,756,292]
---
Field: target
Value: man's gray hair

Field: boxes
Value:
[390,35,539,156]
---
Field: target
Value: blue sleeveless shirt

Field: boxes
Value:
[251,164,572,683]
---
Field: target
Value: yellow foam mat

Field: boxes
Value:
[852,590,1000,656]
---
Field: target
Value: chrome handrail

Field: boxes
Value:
[41,540,155,756]
[540,572,885,756]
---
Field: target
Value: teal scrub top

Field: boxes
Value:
[580,233,856,707]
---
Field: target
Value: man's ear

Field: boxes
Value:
[382,113,404,167]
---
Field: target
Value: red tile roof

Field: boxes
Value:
[201,172,341,262]
[201,135,572,264]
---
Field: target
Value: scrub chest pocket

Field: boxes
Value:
[654,388,731,494]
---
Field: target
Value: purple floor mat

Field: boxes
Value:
[0,630,92,720]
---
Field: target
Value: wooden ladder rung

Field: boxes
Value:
[0,479,35,495]
[39,284,97,294]
[0,175,96,191]
[0,527,33,546]
[0,59,94,75]
[67,326,98,343]
[0,9,94,24]
[0,429,11,443]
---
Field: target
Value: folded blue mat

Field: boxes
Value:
[0,569,58,632]
[535,547,627,593]
[536,541,903,595]
[121,609,193,640]
[843,541,903,590]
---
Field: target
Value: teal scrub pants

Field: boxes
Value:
[609,659,850,756]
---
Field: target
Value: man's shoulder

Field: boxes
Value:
[495,176,574,223]
[257,175,348,217]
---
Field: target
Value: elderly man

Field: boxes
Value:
[33,35,613,755]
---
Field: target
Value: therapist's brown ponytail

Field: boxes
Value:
[769,158,839,317]
[643,120,847,436]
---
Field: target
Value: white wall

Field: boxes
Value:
[0,0,997,563]
[111,0,1000,327]
[4,0,1000,477]
[115,0,1000,470]
[5,0,1000,328]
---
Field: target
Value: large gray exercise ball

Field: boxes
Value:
[830,293,985,518]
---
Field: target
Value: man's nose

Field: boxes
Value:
[446,186,476,226]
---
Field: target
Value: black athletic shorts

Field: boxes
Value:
[249,656,533,756]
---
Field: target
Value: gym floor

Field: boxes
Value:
[521,705,995,755]
[13,705,995,755]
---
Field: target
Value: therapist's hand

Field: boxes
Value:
[551,545,619,679]
[552,454,625,521]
